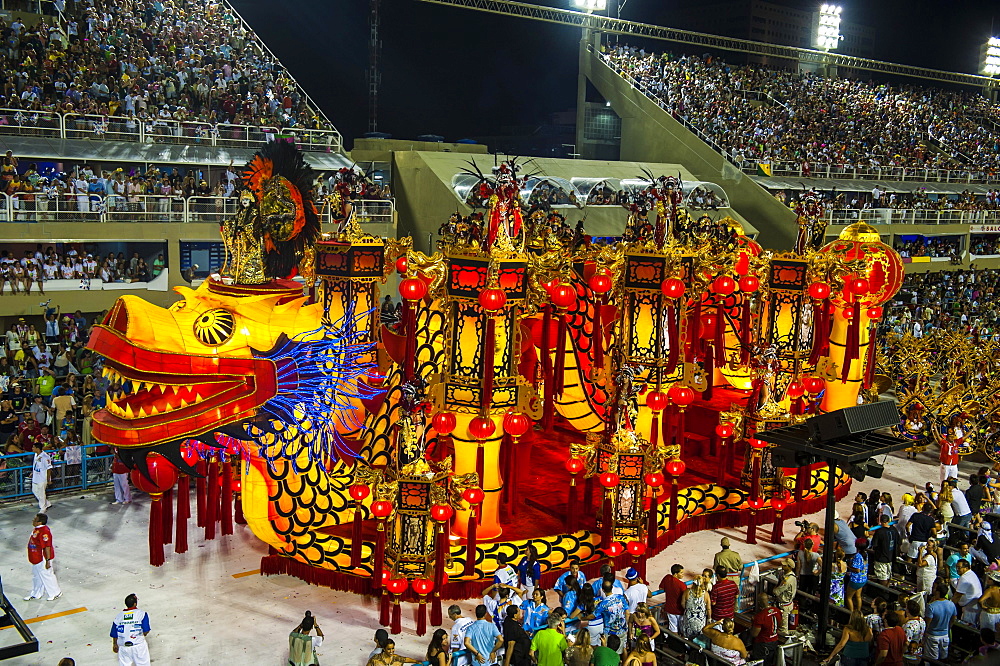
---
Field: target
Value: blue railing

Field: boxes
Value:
[0,445,114,501]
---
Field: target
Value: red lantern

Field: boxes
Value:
[463,487,485,505]
[867,306,883,319]
[604,541,625,557]
[660,277,685,299]
[713,275,736,296]
[541,278,560,294]
[808,282,831,300]
[738,275,760,293]
[626,540,647,557]
[820,227,904,308]
[716,423,735,439]
[670,385,695,407]
[598,472,620,488]
[644,472,665,487]
[589,272,613,294]
[665,459,686,476]
[399,277,427,301]
[700,314,717,337]
[231,475,241,493]
[430,504,453,522]
[502,412,532,438]
[129,453,178,495]
[850,277,871,295]
[550,283,577,309]
[412,578,434,595]
[734,251,751,276]
[395,255,408,274]
[478,288,507,311]
[371,500,394,519]
[785,381,805,400]
[748,497,766,510]
[385,578,409,595]
[349,484,371,502]
[180,443,200,467]
[468,416,496,440]
[804,376,825,394]
[432,411,457,435]
[646,390,668,412]
[771,497,788,511]
[750,438,768,449]
[842,306,855,319]
[565,457,585,475]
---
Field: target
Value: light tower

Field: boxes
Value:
[814,4,843,51]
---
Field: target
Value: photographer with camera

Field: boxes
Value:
[793,521,821,552]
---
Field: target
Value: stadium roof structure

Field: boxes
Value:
[420,0,999,88]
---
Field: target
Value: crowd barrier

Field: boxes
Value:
[0,108,342,153]
[823,208,1000,226]
[0,193,395,227]
[0,444,114,502]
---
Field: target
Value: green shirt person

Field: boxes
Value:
[591,635,622,666]
[529,616,567,666]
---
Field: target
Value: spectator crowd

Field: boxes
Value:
[882,267,1000,339]
[605,45,1000,178]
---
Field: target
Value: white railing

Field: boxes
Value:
[823,208,1000,226]
[0,194,394,225]
[0,107,341,153]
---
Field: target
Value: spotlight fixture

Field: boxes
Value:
[815,4,843,51]
[984,37,1000,76]
[572,0,607,10]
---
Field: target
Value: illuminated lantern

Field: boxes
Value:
[430,504,453,522]
[660,277,685,299]
[734,251,751,276]
[589,272,613,294]
[819,224,903,308]
[395,255,408,274]
[771,497,788,511]
[867,306,883,319]
[385,578,409,595]
[646,390,668,412]
[750,438,768,449]
[463,487,485,505]
[626,540,647,557]
[842,307,855,319]
[478,288,507,311]
[231,475,241,493]
[129,453,178,495]
[549,283,576,309]
[598,472,620,488]
[669,385,695,407]
[748,497,766,510]
[700,314,717,337]
[644,472,665,487]
[180,443,200,467]
[738,275,760,293]
[665,459,686,476]
[468,416,496,440]
[412,578,434,595]
[349,484,370,502]
[850,278,870,295]
[808,282,831,300]
[541,277,560,294]
[431,411,457,435]
[565,457,585,474]
[804,376,825,394]
[713,275,736,296]
[371,500,394,519]
[785,381,805,400]
[502,412,532,438]
[715,423,735,439]
[399,277,427,301]
[604,541,625,557]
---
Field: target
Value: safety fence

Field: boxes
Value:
[0,108,341,153]
[0,193,394,227]
[823,208,1000,226]
[0,444,114,502]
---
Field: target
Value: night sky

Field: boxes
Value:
[229,0,999,146]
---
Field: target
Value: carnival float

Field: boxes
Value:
[87,141,905,635]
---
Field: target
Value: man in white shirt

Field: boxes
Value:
[447,604,475,666]
[492,555,518,588]
[623,567,649,613]
[111,593,152,666]
[31,442,52,512]
[953,560,982,625]
[950,479,973,528]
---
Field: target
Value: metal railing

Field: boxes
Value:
[823,208,1000,226]
[0,107,341,153]
[0,444,114,502]
[0,193,395,226]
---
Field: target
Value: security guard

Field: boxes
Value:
[110,593,151,666]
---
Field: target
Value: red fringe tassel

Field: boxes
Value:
[221,459,233,536]
[740,299,752,365]
[205,460,218,540]
[541,304,553,430]
[842,302,861,381]
[149,495,164,567]
[379,592,391,626]
[195,461,206,528]
[463,509,478,577]
[234,493,246,525]
[161,487,173,545]
[863,322,877,389]
[666,303,679,374]
[482,318,496,412]
[593,300,604,369]
[373,523,386,592]
[554,315,567,396]
[175,475,189,554]
[390,598,402,634]
[416,600,427,636]
[351,502,364,568]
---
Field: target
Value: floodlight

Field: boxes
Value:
[814,4,843,51]
[572,0,607,10]
[985,37,1000,76]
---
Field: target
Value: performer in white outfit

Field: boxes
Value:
[111,593,151,666]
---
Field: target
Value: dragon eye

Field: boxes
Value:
[193,309,235,346]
